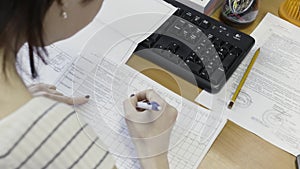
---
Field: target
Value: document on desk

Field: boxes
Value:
[51,18,227,168]
[195,13,300,156]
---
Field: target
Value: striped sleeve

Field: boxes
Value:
[0,97,115,169]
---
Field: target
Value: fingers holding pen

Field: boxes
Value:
[123,89,178,157]
[134,89,164,104]
[123,89,178,133]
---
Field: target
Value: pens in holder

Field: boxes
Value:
[136,101,161,111]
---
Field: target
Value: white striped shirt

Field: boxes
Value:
[0,97,115,169]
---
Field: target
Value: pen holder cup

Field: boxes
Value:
[221,0,260,26]
[279,0,300,27]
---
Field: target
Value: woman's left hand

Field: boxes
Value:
[28,83,89,105]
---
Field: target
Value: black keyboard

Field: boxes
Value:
[134,0,255,93]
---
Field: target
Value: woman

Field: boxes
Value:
[0,0,178,168]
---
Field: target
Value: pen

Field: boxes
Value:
[228,48,260,109]
[136,101,162,111]
[296,154,300,169]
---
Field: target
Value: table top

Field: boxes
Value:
[127,0,296,168]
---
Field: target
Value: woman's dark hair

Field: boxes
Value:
[0,0,93,78]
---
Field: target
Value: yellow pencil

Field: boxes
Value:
[228,48,260,109]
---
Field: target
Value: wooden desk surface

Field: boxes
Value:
[127,0,296,168]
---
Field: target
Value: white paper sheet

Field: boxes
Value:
[195,13,300,156]
[95,0,175,43]
[53,32,227,168]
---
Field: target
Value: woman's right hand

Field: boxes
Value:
[123,89,178,169]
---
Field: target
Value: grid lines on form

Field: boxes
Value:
[55,55,226,169]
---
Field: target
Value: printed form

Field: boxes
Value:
[195,13,300,156]
[53,21,227,169]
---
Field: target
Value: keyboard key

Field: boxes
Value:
[153,44,165,54]
[211,54,222,67]
[185,59,202,74]
[189,33,199,44]
[192,16,202,25]
[186,23,196,32]
[212,38,223,47]
[186,27,201,44]
[155,44,164,49]
[169,24,183,34]
[211,25,217,30]
[231,47,242,56]
[182,11,194,21]
[218,47,228,60]
[175,19,186,28]
[222,53,236,70]
[200,19,210,29]
[205,64,215,75]
[210,67,225,84]
[194,56,204,66]
[168,54,182,64]
[167,43,179,53]
[207,33,214,41]
[182,29,190,41]
[200,69,209,80]
[222,41,233,51]
[186,52,197,61]
[175,8,184,16]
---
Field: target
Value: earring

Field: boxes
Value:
[60,10,68,19]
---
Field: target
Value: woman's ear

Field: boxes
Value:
[56,0,63,5]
